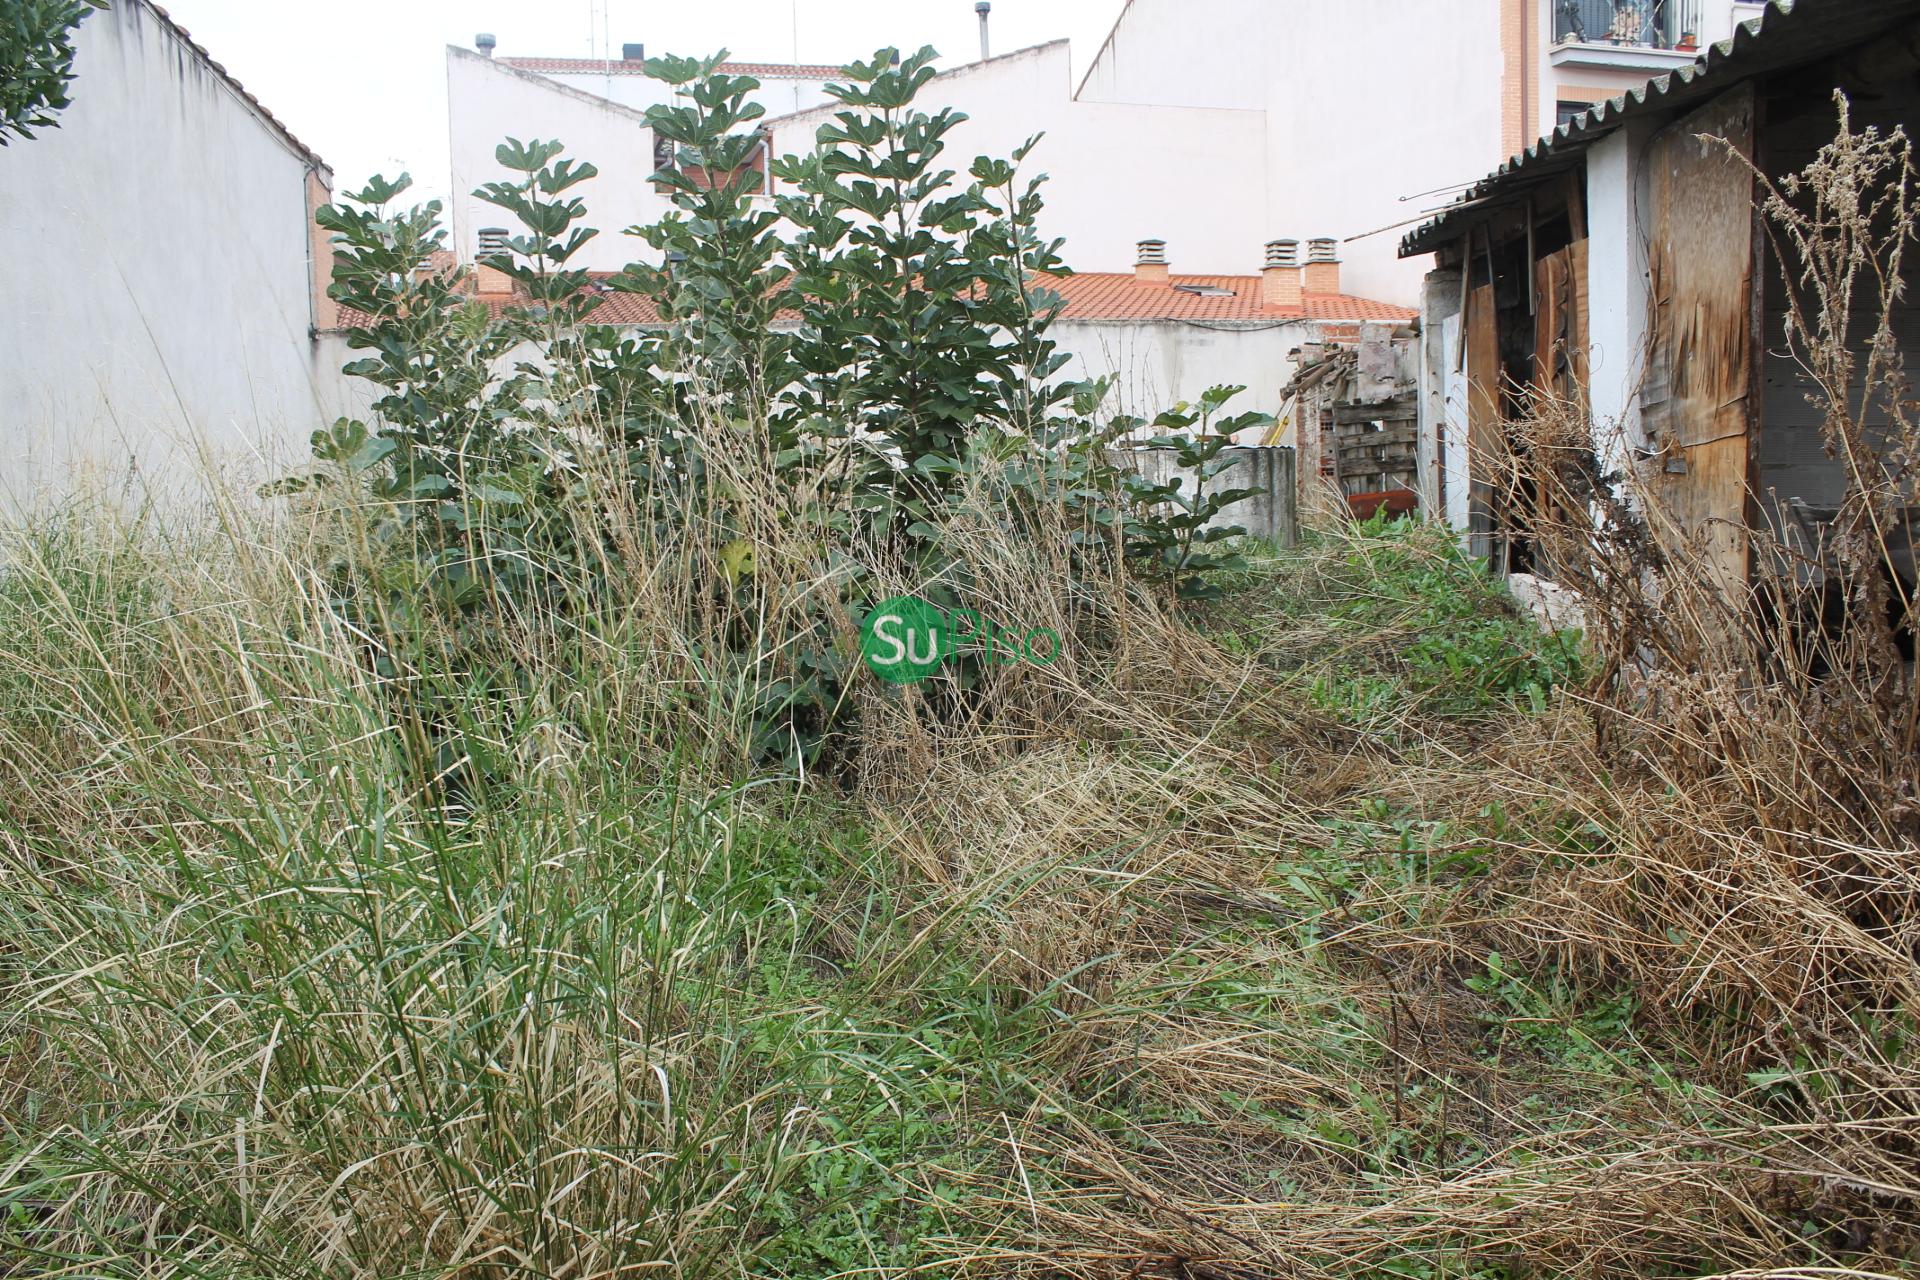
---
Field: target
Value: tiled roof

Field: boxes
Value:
[1041,272,1416,323]
[145,2,326,171]
[333,271,1413,331]
[501,57,842,79]
[334,284,662,331]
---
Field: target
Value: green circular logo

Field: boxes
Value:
[861,595,948,684]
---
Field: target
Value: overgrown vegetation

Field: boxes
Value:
[293,49,1267,772]
[0,0,101,144]
[1208,515,1584,720]
[1,64,1917,1280]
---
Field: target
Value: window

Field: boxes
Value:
[651,127,773,196]
[1557,100,1596,129]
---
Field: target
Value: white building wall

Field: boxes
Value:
[536,68,837,118]
[1053,319,1311,440]
[1583,122,1655,478]
[1074,3,1267,110]
[449,1,1756,309]
[450,41,1272,280]
[764,42,1270,279]
[448,49,678,271]
[0,0,364,512]
[1076,0,1508,306]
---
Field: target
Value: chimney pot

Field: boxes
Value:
[1135,238,1169,283]
[1262,239,1303,309]
[1304,236,1342,294]
[475,32,497,56]
[476,227,514,294]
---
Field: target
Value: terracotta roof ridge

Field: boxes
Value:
[1033,270,1415,317]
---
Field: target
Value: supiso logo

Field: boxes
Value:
[860,595,1061,685]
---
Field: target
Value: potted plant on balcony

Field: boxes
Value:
[1676,28,1699,50]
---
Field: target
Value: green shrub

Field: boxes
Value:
[289,49,1269,774]
[1,0,101,144]
[1257,516,1585,718]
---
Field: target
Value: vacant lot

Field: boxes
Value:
[1,505,1912,1279]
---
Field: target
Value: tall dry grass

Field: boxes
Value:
[4,102,1920,1280]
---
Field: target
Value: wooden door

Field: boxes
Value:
[1642,84,1757,593]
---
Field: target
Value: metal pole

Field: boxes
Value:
[976,1,991,60]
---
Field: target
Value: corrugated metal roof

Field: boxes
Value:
[1399,0,1919,258]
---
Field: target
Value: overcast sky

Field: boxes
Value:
[154,0,1127,206]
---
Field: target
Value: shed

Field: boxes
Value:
[1399,0,1920,588]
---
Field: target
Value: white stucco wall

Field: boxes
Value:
[449,41,1272,280]
[448,1,1761,310]
[1052,319,1309,441]
[0,0,364,511]
[1583,122,1655,477]
[1074,2,1267,111]
[448,48,678,271]
[1076,0,1507,305]
[535,67,838,118]
[764,42,1270,281]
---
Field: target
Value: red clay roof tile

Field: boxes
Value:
[333,271,1412,332]
[1038,272,1415,323]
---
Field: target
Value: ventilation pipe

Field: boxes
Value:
[475,32,496,56]
[976,1,991,60]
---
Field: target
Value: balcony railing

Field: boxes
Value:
[1553,0,1705,51]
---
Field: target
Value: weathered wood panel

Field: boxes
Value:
[1570,237,1589,395]
[1332,399,1417,424]
[1643,84,1757,590]
[1532,243,1589,402]
[1464,283,1502,549]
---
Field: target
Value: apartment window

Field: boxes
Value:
[1554,0,1701,50]
[1557,100,1596,129]
[651,127,773,195]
